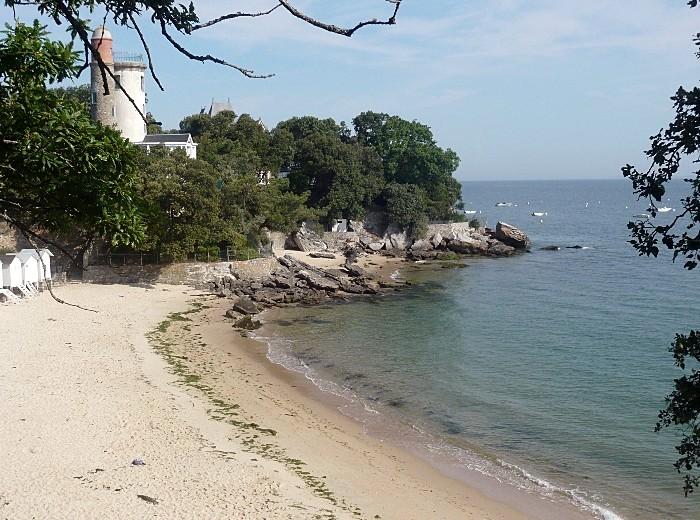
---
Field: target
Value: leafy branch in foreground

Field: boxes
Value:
[0,21,144,265]
[4,0,403,121]
[623,0,700,496]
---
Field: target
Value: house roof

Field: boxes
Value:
[140,133,193,144]
[0,254,20,265]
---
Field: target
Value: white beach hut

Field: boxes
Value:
[19,254,39,286]
[19,248,53,281]
[1,254,23,288]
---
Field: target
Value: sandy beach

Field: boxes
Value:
[0,281,585,519]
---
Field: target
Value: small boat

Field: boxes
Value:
[531,212,547,217]
[495,202,513,207]
[658,206,673,213]
[633,213,650,218]
[464,210,477,215]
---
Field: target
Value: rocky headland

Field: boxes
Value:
[208,220,530,329]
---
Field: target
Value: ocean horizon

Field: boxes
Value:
[256,178,698,520]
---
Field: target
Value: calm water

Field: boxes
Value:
[257,179,698,520]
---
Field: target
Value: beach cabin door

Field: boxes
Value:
[0,255,23,288]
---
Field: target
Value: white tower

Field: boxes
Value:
[90,26,147,143]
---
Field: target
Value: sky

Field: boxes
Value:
[4,0,700,180]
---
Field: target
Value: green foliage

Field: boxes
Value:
[0,22,143,254]
[135,148,235,261]
[352,111,462,220]
[383,183,429,237]
[52,83,90,113]
[624,1,700,495]
[656,331,700,496]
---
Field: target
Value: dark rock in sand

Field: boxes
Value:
[309,251,336,259]
[232,296,259,315]
[343,263,366,278]
[495,222,530,249]
[234,315,262,330]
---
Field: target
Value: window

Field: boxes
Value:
[140,76,144,92]
[112,105,116,117]
[91,91,97,104]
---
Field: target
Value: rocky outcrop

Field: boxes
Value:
[288,222,328,252]
[495,222,530,249]
[208,254,406,329]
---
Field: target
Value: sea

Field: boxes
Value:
[255,179,698,520]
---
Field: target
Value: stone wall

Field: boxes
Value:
[84,257,279,286]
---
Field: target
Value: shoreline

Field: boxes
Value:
[185,245,600,520]
[0,274,601,518]
[157,293,540,519]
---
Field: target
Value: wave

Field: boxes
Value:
[251,328,623,520]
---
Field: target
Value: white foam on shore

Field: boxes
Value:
[252,328,624,520]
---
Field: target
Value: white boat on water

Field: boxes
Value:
[531,212,547,217]
[658,206,673,213]
[464,210,477,215]
[495,202,513,207]
[633,213,650,218]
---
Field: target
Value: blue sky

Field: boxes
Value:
[5,1,700,180]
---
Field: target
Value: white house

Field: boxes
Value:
[0,254,23,288]
[18,249,53,281]
[136,133,198,159]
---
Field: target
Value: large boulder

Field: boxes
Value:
[289,222,328,252]
[495,222,530,249]
[231,296,259,315]
[297,270,341,292]
[383,223,408,250]
[430,232,444,249]
[410,239,433,252]
[447,236,489,254]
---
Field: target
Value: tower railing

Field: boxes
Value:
[113,51,144,63]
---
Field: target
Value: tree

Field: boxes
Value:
[52,83,90,113]
[353,111,462,219]
[0,22,143,264]
[383,183,429,237]
[4,0,403,121]
[623,1,700,496]
[135,148,237,261]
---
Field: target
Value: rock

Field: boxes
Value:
[348,220,365,233]
[137,494,159,505]
[410,239,432,252]
[297,270,341,292]
[540,245,560,251]
[131,458,146,466]
[250,282,263,291]
[384,223,408,250]
[273,277,293,289]
[225,309,243,320]
[234,315,262,330]
[447,236,489,254]
[343,263,366,278]
[486,242,516,256]
[430,232,444,249]
[495,222,530,249]
[340,282,367,294]
[232,297,259,315]
[368,241,385,252]
[289,222,328,252]
[309,252,336,259]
